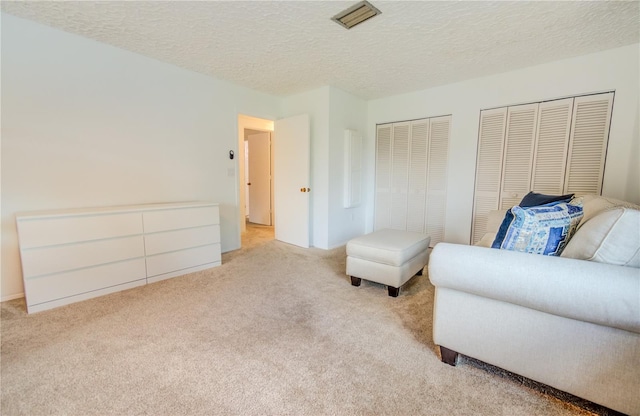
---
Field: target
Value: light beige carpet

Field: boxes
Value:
[0,224,611,415]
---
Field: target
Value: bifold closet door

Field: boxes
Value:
[530,98,574,195]
[375,117,451,242]
[374,124,392,230]
[471,92,614,244]
[426,116,451,244]
[406,119,429,233]
[389,122,411,230]
[499,103,539,209]
[471,108,507,244]
[564,92,613,195]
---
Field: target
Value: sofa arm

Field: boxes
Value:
[428,243,640,334]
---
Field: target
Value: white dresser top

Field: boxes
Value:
[16,201,219,220]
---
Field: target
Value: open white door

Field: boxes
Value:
[247,132,271,225]
[274,114,310,248]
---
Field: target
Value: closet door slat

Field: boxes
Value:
[389,122,410,230]
[374,124,393,230]
[564,93,614,195]
[499,103,539,209]
[406,119,429,233]
[426,115,451,245]
[471,108,507,244]
[530,98,574,195]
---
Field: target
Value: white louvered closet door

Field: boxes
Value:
[499,103,539,209]
[406,119,429,233]
[374,124,392,230]
[426,116,451,245]
[564,93,614,195]
[389,122,410,230]
[471,108,507,244]
[530,98,574,195]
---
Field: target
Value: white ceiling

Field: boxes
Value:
[2,1,639,100]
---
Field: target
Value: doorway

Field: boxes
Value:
[238,115,275,246]
[237,113,311,249]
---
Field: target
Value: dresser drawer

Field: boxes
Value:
[143,205,219,233]
[24,258,147,306]
[20,236,145,278]
[144,225,220,256]
[17,213,143,249]
[146,244,221,277]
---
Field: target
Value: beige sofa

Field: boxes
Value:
[428,196,640,415]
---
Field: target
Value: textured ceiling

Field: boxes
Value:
[2,1,639,100]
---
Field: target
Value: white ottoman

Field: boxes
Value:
[346,229,431,297]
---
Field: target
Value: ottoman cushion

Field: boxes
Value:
[347,229,431,266]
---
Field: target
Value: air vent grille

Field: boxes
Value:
[332,1,381,30]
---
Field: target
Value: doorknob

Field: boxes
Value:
[300,188,306,192]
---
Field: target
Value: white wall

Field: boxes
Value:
[1,13,281,300]
[327,86,368,248]
[367,44,640,245]
[280,86,368,249]
[281,87,330,248]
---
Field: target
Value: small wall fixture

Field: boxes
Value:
[332,0,381,30]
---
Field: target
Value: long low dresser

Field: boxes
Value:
[16,202,221,313]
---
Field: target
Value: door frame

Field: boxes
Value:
[247,131,272,225]
[237,115,274,236]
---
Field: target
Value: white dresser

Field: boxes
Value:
[16,202,221,313]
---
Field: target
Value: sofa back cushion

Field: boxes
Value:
[579,195,640,225]
[561,207,640,267]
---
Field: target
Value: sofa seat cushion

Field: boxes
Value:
[346,229,430,267]
[561,207,640,267]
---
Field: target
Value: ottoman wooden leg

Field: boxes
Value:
[440,346,459,366]
[388,286,400,297]
[350,276,362,287]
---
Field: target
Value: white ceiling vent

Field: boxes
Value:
[332,1,381,30]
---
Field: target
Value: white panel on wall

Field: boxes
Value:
[343,129,362,208]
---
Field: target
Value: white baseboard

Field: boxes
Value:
[1,293,25,303]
